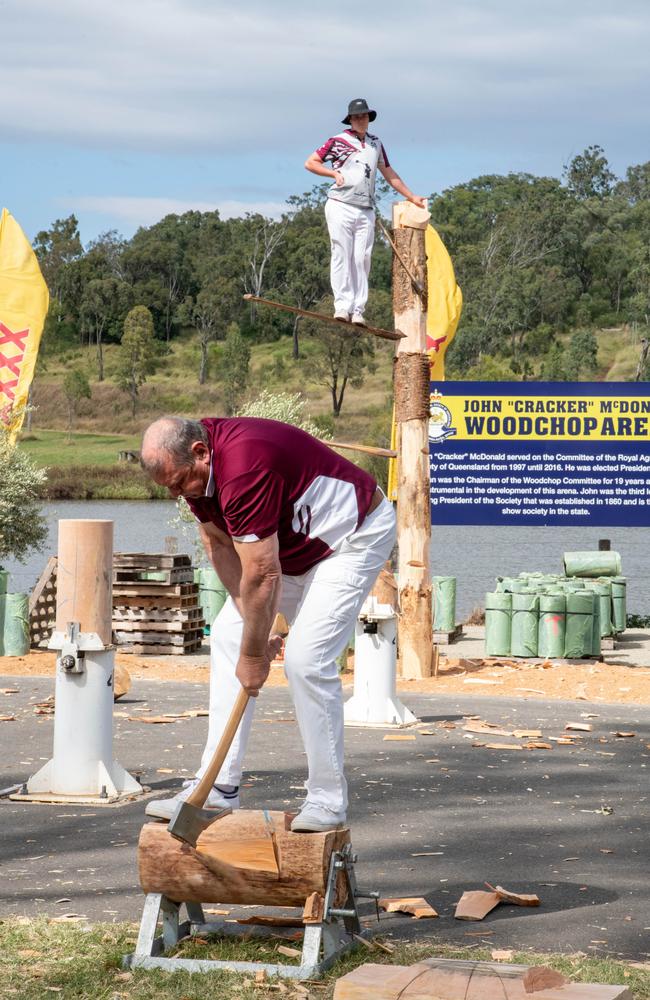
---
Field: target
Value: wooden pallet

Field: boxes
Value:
[112,619,204,634]
[113,582,199,598]
[114,552,191,569]
[113,628,204,645]
[28,556,58,649]
[112,592,199,610]
[112,606,203,624]
[118,638,204,655]
[113,567,194,585]
[432,624,464,645]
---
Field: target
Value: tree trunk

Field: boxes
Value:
[292,315,301,359]
[138,811,350,907]
[199,337,208,385]
[392,203,432,680]
[96,331,104,382]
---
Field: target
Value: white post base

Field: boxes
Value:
[343,607,418,729]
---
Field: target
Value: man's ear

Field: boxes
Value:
[191,440,210,463]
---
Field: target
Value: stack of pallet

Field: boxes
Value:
[29,557,58,649]
[112,553,204,655]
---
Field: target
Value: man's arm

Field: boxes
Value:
[305,151,345,188]
[198,521,243,608]
[378,163,427,208]
[232,533,282,695]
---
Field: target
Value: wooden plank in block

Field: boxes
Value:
[455,889,500,920]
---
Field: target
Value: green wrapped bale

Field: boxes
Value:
[538,592,566,659]
[511,592,539,657]
[609,576,627,634]
[485,592,512,657]
[585,580,613,638]
[564,550,622,578]
[564,591,595,658]
[2,592,29,656]
[432,576,456,632]
[197,567,228,632]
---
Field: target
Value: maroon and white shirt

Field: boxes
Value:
[185,417,377,576]
[315,129,389,209]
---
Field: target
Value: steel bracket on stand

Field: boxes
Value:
[124,843,377,980]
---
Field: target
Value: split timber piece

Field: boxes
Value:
[325,440,398,459]
[392,201,432,680]
[333,958,632,999]
[138,811,350,907]
[243,294,405,343]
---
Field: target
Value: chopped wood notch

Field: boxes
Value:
[243,294,405,342]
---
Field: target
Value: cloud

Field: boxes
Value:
[69,195,286,227]
[1,0,648,158]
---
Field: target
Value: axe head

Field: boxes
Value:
[167,801,232,846]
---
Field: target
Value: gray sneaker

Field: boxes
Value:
[145,779,240,821]
[290,803,346,833]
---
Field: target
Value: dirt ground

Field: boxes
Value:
[3,646,650,705]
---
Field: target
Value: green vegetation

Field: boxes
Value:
[1,917,647,1000]
[0,431,47,565]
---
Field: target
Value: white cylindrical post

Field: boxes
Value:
[24,520,142,803]
[344,594,417,728]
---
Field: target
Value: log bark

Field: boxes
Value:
[138,811,349,907]
[392,202,432,680]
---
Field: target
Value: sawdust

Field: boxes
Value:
[2,649,650,704]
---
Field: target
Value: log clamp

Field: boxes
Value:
[124,842,379,980]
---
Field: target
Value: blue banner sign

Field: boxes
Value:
[428,381,650,526]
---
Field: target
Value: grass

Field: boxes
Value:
[18,429,142,467]
[0,917,648,999]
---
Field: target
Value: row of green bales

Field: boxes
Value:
[485,551,626,659]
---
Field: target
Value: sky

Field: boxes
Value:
[2,0,649,245]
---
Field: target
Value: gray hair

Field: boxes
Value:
[140,417,208,474]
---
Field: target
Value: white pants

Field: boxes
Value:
[325,198,375,317]
[198,498,396,814]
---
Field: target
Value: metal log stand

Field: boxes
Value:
[124,843,378,980]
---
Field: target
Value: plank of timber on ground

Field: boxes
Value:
[243,294,405,342]
[454,889,500,920]
[28,557,57,616]
[333,960,632,999]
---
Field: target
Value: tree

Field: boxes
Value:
[0,433,47,567]
[220,324,251,415]
[80,277,133,380]
[564,145,616,200]
[179,276,239,384]
[32,215,83,307]
[306,296,377,417]
[62,369,91,439]
[242,215,286,306]
[563,328,599,380]
[281,200,331,358]
[237,390,328,438]
[115,306,157,418]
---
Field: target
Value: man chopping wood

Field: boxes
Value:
[141,415,395,832]
[305,97,427,325]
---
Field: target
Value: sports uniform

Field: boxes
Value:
[316,129,389,320]
[150,417,396,827]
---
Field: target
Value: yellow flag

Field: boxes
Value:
[0,208,50,442]
[387,224,462,499]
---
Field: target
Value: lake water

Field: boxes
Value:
[3,500,649,618]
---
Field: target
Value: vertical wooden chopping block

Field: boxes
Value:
[138,810,351,907]
[56,519,113,645]
[392,202,433,680]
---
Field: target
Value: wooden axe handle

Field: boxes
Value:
[185,612,286,809]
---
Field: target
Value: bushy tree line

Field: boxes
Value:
[33,147,650,400]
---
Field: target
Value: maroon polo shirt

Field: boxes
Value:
[185,417,377,576]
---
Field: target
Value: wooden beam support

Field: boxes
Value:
[392,202,433,680]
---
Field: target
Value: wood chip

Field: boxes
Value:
[276,944,301,958]
[463,722,513,737]
[383,734,416,741]
[0,688,19,694]
[491,949,514,960]
[127,715,182,724]
[486,883,540,907]
[614,731,636,738]
[378,896,438,918]
[454,890,500,921]
[526,741,552,750]
[566,722,593,732]
[484,743,524,751]
[302,892,324,925]
[0,715,16,722]
[513,729,542,739]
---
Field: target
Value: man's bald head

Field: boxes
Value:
[141,417,208,476]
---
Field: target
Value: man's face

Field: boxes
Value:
[151,442,211,499]
[349,113,369,136]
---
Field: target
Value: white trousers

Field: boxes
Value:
[324,198,375,317]
[198,498,396,814]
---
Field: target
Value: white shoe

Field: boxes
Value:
[351,313,366,326]
[145,779,240,821]
[290,803,346,833]
[334,309,350,321]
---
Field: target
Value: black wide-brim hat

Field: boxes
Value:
[342,97,377,124]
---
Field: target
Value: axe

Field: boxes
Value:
[167,613,288,847]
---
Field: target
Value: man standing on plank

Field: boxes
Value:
[141,415,395,832]
[305,97,427,325]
